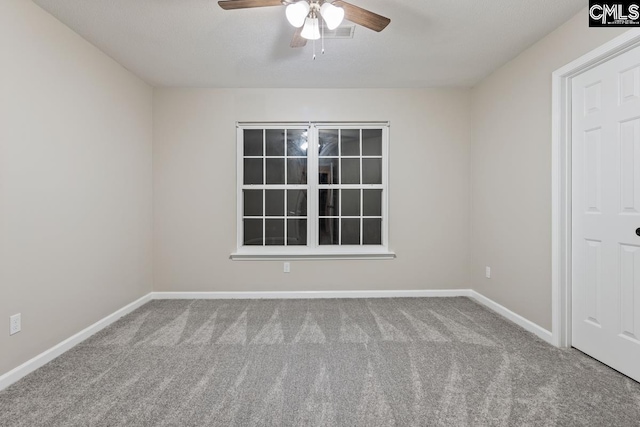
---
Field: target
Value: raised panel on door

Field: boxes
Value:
[620,244,640,343]
[584,128,603,213]
[620,65,640,104]
[584,239,603,327]
[585,81,602,115]
[619,118,640,214]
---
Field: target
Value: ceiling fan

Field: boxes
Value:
[217,0,391,49]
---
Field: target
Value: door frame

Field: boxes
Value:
[552,29,640,348]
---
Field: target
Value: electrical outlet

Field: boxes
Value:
[485,266,491,279]
[10,313,21,335]
[284,262,291,273]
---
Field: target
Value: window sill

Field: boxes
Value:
[230,251,396,261]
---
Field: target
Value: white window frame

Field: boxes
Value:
[231,121,395,260]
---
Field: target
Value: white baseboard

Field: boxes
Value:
[469,290,553,344]
[0,293,152,391]
[151,289,473,300]
[0,288,554,392]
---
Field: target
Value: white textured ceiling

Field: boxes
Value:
[32,0,584,88]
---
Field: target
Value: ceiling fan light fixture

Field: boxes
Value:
[320,2,344,30]
[285,1,310,28]
[300,16,320,40]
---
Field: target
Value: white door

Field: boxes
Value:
[572,44,640,382]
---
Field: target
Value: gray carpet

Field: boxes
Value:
[1,297,639,426]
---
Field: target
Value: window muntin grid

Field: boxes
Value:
[241,128,308,246]
[318,128,383,246]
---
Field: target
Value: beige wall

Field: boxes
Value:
[153,88,472,292]
[2,1,628,381]
[0,0,153,376]
[470,9,627,330]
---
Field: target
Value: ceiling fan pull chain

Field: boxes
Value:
[321,20,325,54]
[313,37,316,60]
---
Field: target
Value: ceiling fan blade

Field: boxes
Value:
[332,1,390,32]
[290,27,307,48]
[218,0,284,10]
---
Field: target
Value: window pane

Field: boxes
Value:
[266,129,285,156]
[363,218,382,245]
[287,190,307,216]
[341,189,360,216]
[244,158,263,185]
[265,190,284,216]
[287,158,307,185]
[287,129,308,157]
[287,219,307,246]
[244,219,263,246]
[319,158,339,184]
[341,129,360,156]
[362,158,382,184]
[341,159,360,184]
[363,189,382,217]
[341,218,360,245]
[244,190,263,216]
[319,129,339,157]
[319,217,339,245]
[362,129,382,156]
[266,158,285,184]
[319,189,339,217]
[265,219,285,245]
[244,129,263,156]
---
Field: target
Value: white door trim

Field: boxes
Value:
[552,29,640,348]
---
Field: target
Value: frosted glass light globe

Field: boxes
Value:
[286,1,310,28]
[300,16,320,40]
[320,2,344,30]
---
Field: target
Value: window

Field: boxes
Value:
[232,122,393,260]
